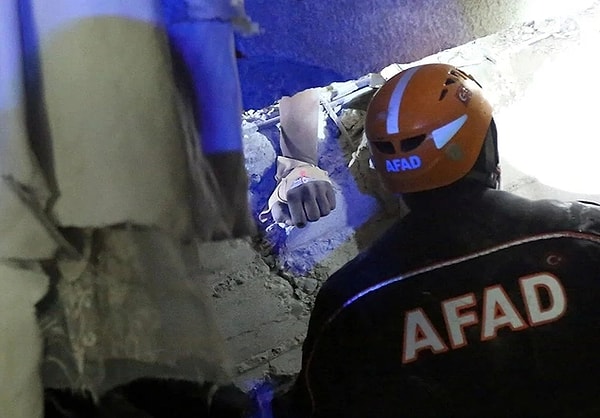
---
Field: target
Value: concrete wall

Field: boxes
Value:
[237,0,596,109]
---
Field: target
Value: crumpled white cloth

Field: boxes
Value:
[0,262,48,418]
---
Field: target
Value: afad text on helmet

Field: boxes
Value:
[386,155,422,172]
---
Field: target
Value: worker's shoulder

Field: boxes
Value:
[487,189,598,215]
[490,190,600,238]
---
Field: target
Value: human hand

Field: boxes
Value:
[271,180,336,228]
[259,157,336,229]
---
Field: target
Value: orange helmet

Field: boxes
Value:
[365,63,494,193]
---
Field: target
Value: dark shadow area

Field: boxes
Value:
[17,0,58,197]
[44,376,290,418]
[237,55,344,110]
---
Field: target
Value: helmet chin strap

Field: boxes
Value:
[465,168,501,190]
[465,119,500,189]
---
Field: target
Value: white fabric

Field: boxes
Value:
[50,227,232,394]
[0,262,49,418]
[1,0,193,256]
[0,1,58,259]
[28,1,192,235]
[0,1,210,412]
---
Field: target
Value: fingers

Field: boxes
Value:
[316,184,336,217]
[303,197,321,222]
[313,192,331,218]
[285,181,336,228]
[288,195,308,228]
[325,185,336,211]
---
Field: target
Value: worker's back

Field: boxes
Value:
[297,187,600,417]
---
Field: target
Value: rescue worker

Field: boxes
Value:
[273,63,600,417]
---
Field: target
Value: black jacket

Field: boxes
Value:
[290,186,600,418]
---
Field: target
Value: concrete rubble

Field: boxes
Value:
[211,2,600,389]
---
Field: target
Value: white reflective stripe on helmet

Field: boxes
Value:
[386,66,420,135]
